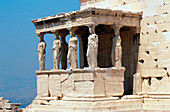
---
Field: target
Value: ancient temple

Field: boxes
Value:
[24,0,170,111]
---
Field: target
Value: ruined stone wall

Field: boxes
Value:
[0,97,21,112]
[80,0,170,94]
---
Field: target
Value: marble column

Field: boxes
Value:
[52,31,61,70]
[86,24,98,68]
[60,33,68,70]
[111,25,122,67]
[67,28,78,69]
[37,33,46,70]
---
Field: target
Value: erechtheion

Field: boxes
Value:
[24,0,170,111]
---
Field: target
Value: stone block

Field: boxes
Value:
[109,0,123,7]
[165,14,170,23]
[159,58,170,68]
[142,15,166,26]
[49,74,61,97]
[107,67,125,76]
[0,97,4,101]
[37,75,49,97]
[105,81,124,97]
[142,76,170,93]
[164,0,170,5]
[4,100,9,103]
[102,71,124,82]
[157,41,170,51]
[75,81,94,97]
[61,74,75,97]
[131,1,147,11]
[72,73,94,81]
[133,73,142,95]
[162,32,170,41]
[122,0,139,4]
[156,4,170,15]
[141,25,156,35]
[94,73,105,97]
[3,103,20,110]
[148,33,165,42]
[156,23,170,33]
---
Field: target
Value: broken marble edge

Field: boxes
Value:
[32,7,143,24]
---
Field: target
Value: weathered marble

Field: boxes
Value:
[87,24,98,68]
[111,25,122,68]
[52,31,61,69]
[67,28,78,69]
[37,34,46,70]
[25,0,170,111]
[0,97,21,112]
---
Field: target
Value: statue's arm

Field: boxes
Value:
[87,48,89,57]
[95,36,99,53]
[37,45,40,53]
[67,49,71,63]
[43,43,46,50]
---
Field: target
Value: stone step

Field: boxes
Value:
[25,104,170,112]
[31,99,143,107]
[25,104,142,111]
[23,109,143,112]
[144,98,170,104]
[22,109,170,112]
[143,110,170,112]
[143,104,170,110]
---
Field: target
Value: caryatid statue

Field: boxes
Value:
[60,33,68,70]
[111,25,122,67]
[52,31,62,69]
[37,34,46,70]
[67,28,78,69]
[86,24,98,68]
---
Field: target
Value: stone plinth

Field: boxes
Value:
[35,67,125,100]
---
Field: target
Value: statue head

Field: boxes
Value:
[69,30,75,37]
[54,31,60,40]
[88,24,95,34]
[38,33,44,42]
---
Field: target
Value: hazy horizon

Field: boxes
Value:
[0,0,80,108]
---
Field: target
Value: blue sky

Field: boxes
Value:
[0,0,80,107]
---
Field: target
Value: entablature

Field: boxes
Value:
[32,8,142,35]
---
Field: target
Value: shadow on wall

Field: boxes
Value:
[120,27,140,95]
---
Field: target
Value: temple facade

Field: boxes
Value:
[24,0,170,111]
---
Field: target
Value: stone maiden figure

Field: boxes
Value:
[52,31,61,70]
[86,24,98,68]
[111,25,122,68]
[67,29,78,69]
[37,34,46,70]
